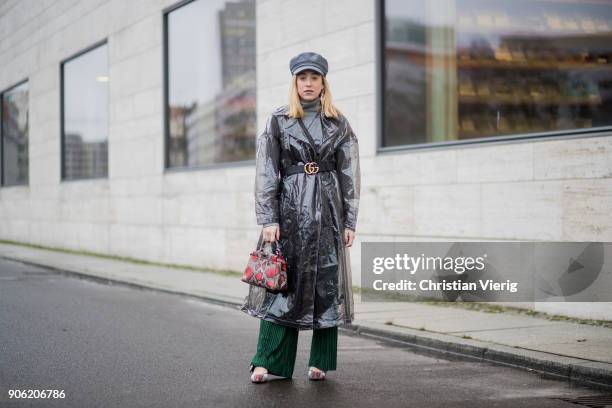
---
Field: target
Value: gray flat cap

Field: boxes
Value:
[289,52,328,77]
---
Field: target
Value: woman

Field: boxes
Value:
[240,51,361,383]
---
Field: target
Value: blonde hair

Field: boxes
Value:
[287,74,341,119]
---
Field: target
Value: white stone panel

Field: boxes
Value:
[482,181,563,240]
[534,136,612,180]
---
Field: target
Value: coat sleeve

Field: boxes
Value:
[254,114,282,225]
[335,118,361,231]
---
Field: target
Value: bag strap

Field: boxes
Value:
[256,233,265,251]
[296,117,320,160]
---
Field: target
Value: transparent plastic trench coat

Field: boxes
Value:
[240,104,360,330]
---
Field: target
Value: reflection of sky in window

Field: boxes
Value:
[168,0,226,108]
[387,1,612,49]
[386,0,424,24]
[385,0,427,46]
[385,0,455,28]
[63,44,108,143]
[4,81,28,100]
[455,0,612,48]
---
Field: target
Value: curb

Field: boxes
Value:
[342,323,612,391]
[3,254,612,391]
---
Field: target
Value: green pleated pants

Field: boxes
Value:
[250,319,338,378]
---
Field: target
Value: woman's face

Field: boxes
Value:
[296,70,324,101]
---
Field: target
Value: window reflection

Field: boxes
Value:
[384,0,428,146]
[61,43,109,180]
[383,0,612,147]
[1,81,29,186]
[166,0,256,168]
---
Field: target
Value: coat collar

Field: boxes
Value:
[281,109,340,152]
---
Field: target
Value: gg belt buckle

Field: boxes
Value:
[304,162,319,175]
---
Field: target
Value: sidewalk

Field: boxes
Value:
[1,241,611,390]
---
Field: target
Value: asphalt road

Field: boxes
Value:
[0,257,609,408]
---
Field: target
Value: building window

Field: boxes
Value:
[61,42,109,180]
[1,80,29,187]
[382,0,612,148]
[164,0,256,169]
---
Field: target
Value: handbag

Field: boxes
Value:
[242,236,288,293]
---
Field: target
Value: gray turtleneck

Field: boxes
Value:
[262,97,323,229]
[299,97,323,150]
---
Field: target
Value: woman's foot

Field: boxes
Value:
[250,365,269,383]
[308,366,326,381]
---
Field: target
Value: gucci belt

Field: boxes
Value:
[281,161,336,177]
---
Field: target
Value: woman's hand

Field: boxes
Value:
[263,225,280,243]
[344,228,355,247]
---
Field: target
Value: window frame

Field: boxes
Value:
[59,38,110,182]
[162,0,256,174]
[376,0,612,155]
[0,78,30,188]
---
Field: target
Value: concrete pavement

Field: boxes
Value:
[1,241,610,390]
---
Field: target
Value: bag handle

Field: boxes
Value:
[256,232,283,255]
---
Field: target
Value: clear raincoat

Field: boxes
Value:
[240,104,361,330]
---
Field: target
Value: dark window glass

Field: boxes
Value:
[383,0,612,147]
[61,43,109,180]
[0,82,30,186]
[1,81,29,186]
[165,0,256,168]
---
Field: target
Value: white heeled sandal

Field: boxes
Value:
[308,367,326,381]
[249,364,269,383]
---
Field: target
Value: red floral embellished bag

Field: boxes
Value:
[242,238,288,293]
